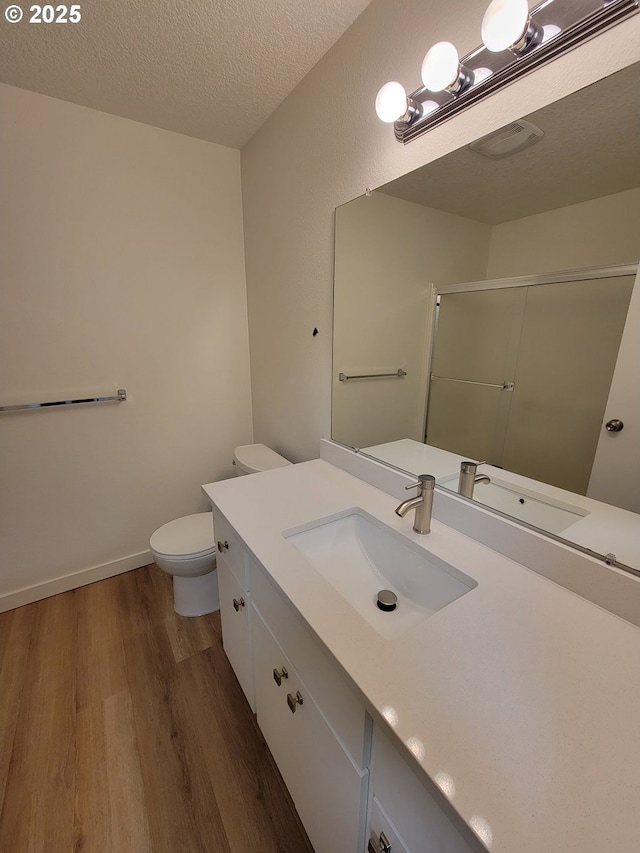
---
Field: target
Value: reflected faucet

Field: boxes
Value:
[458,461,491,499]
[395,474,435,534]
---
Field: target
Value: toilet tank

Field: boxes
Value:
[233,443,291,476]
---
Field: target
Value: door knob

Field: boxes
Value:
[605,419,624,432]
[217,540,229,552]
[232,597,245,611]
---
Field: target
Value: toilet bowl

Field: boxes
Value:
[149,444,291,617]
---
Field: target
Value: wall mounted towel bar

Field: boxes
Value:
[0,389,127,413]
[339,369,407,382]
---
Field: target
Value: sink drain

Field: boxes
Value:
[376,589,398,612]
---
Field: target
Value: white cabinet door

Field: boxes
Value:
[371,724,477,853]
[213,510,248,587]
[250,557,368,768]
[252,608,367,853]
[217,557,255,711]
[368,798,410,853]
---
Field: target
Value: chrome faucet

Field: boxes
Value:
[395,474,435,534]
[458,461,491,499]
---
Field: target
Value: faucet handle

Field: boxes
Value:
[405,473,435,491]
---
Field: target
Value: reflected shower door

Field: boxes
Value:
[426,287,524,464]
[426,275,634,492]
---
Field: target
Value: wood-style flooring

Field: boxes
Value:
[0,564,314,852]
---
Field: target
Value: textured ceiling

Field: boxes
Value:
[0,0,373,148]
[379,62,640,224]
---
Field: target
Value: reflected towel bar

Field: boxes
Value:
[430,375,514,391]
[339,369,407,382]
[0,389,127,412]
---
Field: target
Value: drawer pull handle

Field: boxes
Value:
[217,540,229,553]
[368,831,392,853]
[232,597,245,612]
[273,666,288,686]
[287,691,304,713]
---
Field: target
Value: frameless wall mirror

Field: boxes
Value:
[332,62,640,573]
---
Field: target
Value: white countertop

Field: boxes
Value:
[203,459,640,853]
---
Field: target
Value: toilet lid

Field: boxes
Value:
[150,513,216,559]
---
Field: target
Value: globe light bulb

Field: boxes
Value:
[481,0,529,52]
[375,81,408,123]
[421,42,461,92]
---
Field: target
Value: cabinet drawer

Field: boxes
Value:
[250,557,367,768]
[253,609,368,853]
[217,558,255,711]
[212,510,247,588]
[372,725,477,853]
[369,798,410,853]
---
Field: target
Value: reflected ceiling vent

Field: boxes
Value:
[469,120,544,159]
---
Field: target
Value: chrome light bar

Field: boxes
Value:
[388,0,639,143]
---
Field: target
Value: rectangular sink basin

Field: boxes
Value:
[283,509,476,639]
[437,474,589,534]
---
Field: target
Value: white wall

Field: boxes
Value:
[241,0,640,462]
[332,191,490,448]
[0,85,254,607]
[487,188,640,278]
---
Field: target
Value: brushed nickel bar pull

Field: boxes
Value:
[339,369,407,382]
[0,389,127,412]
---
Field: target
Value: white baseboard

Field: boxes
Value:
[0,551,153,612]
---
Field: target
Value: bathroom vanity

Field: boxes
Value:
[203,451,640,853]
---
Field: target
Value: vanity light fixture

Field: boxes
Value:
[375,0,639,143]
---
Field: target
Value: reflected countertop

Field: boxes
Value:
[361,438,640,570]
[203,458,640,853]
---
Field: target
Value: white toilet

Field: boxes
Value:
[149,443,291,617]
